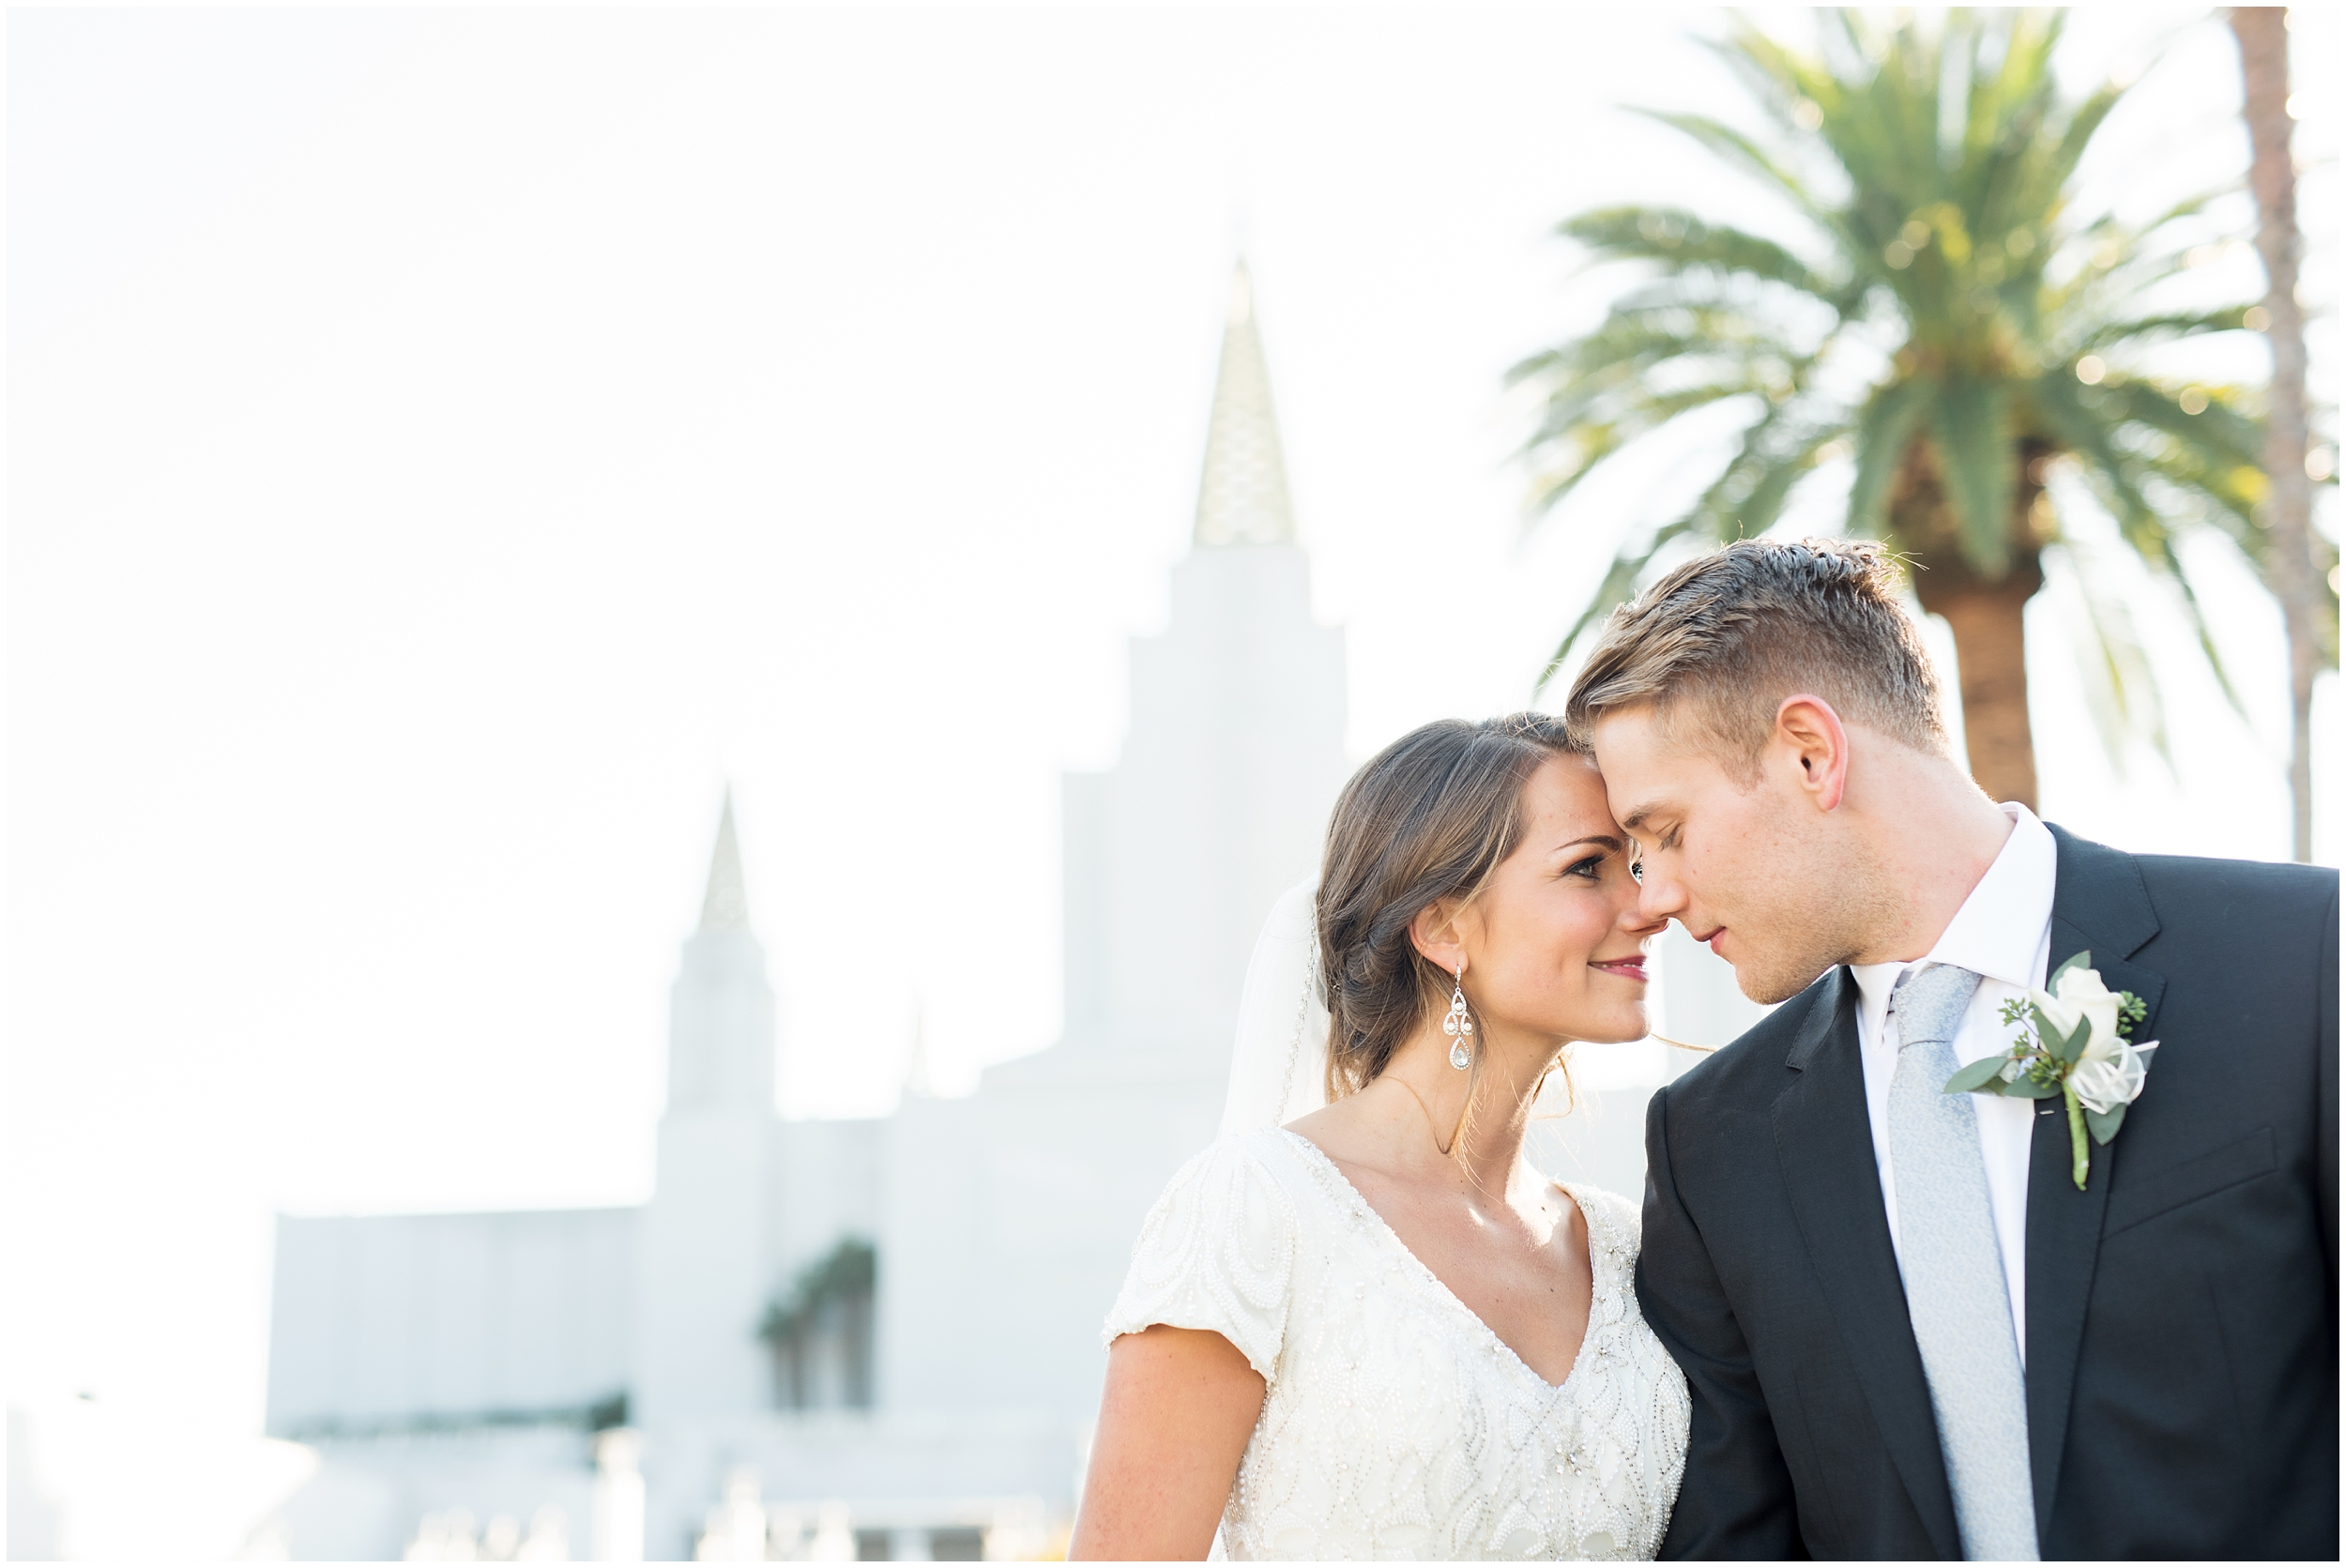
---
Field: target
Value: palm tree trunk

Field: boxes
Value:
[1895,439,2048,810]
[2232,7,2321,862]
[1917,569,2042,809]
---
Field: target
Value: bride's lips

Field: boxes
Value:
[1591,956,1649,984]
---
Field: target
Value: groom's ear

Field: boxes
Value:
[1773,694,1851,813]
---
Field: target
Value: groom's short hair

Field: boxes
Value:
[1564,539,1947,779]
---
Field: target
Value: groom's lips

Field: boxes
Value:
[1591,956,1649,983]
[1695,926,1728,956]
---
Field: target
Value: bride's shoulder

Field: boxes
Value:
[1109,1131,1318,1375]
[1147,1129,1321,1221]
[1567,1181,1641,1223]
[1561,1182,1647,1260]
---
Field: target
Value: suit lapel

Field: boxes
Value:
[2025,827,2166,1543]
[1774,968,1962,1560]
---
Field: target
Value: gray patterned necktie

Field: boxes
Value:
[1887,963,2040,1561]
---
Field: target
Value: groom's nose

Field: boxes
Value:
[1637,863,1688,922]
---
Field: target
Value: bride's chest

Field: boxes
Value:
[1230,1222,1673,1560]
[1262,1221,1636,1454]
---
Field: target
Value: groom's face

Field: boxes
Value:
[1591,703,1869,1005]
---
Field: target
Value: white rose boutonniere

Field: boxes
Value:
[1943,951,2156,1190]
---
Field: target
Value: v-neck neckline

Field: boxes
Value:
[1275,1127,1604,1396]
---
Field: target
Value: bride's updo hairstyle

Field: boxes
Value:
[1317,712,1582,1104]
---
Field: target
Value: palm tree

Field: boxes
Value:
[2230,6,2338,862]
[1513,10,2315,809]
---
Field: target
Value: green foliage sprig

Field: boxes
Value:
[1944,950,2153,1190]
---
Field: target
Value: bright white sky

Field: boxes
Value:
[8,6,2337,1438]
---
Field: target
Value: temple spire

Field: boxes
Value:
[699,789,750,931]
[1191,260,1298,548]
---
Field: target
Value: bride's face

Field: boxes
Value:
[1456,754,1660,1048]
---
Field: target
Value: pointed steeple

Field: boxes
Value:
[1192,261,1298,548]
[699,789,750,930]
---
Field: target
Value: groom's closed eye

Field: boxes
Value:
[1619,802,1683,849]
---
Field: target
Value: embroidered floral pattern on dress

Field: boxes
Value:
[1104,1128,1690,1561]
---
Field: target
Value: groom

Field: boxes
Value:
[1568,540,2337,1560]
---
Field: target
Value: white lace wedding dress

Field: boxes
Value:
[1102,1126,1690,1560]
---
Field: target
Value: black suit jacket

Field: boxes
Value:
[1639,826,2338,1560]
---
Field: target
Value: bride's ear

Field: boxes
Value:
[1408,900,1468,979]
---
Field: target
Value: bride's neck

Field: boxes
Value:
[1379,1024,1561,1192]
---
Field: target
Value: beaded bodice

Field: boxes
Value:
[1104,1129,1689,1560]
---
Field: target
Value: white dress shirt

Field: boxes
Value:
[1849,803,2054,1363]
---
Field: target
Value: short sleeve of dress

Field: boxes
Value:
[1101,1133,1301,1382]
[1570,1182,1642,1247]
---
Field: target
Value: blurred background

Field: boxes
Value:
[8,6,2335,1560]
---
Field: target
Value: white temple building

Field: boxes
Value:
[260,264,1764,1561]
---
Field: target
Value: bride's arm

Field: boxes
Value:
[1068,1325,1266,1560]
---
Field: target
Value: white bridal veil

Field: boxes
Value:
[1217,878,1334,1138]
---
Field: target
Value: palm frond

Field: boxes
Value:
[2100,379,2262,466]
[1849,378,1934,534]
[1534,523,1702,694]
[1560,208,1843,298]
[1686,403,1850,538]
[1532,407,1845,693]
[1518,381,1779,514]
[1634,109,1835,226]
[2142,528,2249,717]
[2042,538,2170,775]
[2080,307,2263,352]
[2018,373,2160,534]
[1926,377,2018,572]
[1509,303,1805,389]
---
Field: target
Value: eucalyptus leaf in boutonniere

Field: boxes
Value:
[1942,951,2157,1190]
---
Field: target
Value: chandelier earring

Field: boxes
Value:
[1441,966,1474,1070]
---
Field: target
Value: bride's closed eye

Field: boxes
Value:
[1563,853,1607,881]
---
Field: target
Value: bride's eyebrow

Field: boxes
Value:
[1555,835,1623,855]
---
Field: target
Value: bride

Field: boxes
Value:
[1068,713,1690,1561]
